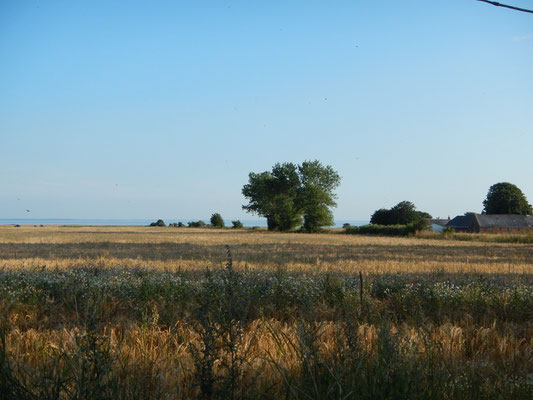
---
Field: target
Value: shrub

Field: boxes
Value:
[149,219,166,227]
[188,220,205,228]
[210,213,225,228]
[345,222,424,236]
[442,226,455,236]
[370,201,431,226]
[231,220,243,229]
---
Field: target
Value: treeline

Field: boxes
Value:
[146,161,438,236]
[147,167,533,237]
[345,201,430,236]
[149,214,243,229]
[345,220,428,236]
[369,201,431,225]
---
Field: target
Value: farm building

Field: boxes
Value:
[446,214,533,234]
[428,218,450,233]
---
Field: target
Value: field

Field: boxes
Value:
[1,226,532,399]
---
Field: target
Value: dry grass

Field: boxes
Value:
[1,226,532,398]
[4,319,532,396]
[1,226,532,274]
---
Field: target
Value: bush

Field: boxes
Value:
[149,219,166,227]
[231,220,243,229]
[370,201,431,226]
[442,226,455,236]
[210,213,225,228]
[345,222,424,236]
[188,220,205,228]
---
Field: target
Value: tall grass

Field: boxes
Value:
[2,263,532,398]
[424,231,533,244]
[1,227,532,398]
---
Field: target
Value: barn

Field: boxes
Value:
[446,214,533,234]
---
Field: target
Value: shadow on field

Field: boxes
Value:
[0,241,531,265]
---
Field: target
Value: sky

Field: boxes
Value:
[1,0,532,222]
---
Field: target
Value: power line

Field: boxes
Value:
[477,0,533,14]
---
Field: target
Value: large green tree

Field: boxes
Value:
[242,161,341,232]
[482,182,532,215]
[297,161,341,232]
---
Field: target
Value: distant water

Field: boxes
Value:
[0,218,368,228]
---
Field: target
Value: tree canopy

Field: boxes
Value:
[242,160,341,232]
[210,213,225,228]
[149,219,166,227]
[482,182,532,215]
[370,201,432,225]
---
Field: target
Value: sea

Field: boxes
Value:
[0,218,368,228]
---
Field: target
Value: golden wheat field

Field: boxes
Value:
[1,225,532,399]
[1,225,532,274]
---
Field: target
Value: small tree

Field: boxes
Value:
[370,201,431,225]
[390,201,419,225]
[188,220,205,228]
[483,182,532,215]
[210,213,225,228]
[150,219,166,227]
[231,220,243,229]
[370,209,392,225]
[297,161,340,232]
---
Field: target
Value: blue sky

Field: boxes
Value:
[1,0,532,221]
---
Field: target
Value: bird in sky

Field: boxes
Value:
[26,209,30,212]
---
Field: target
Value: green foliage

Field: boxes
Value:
[442,226,455,236]
[242,162,302,231]
[413,217,429,231]
[242,160,340,232]
[483,182,532,215]
[370,201,431,226]
[267,194,302,231]
[149,219,166,227]
[370,208,390,225]
[346,221,427,236]
[416,211,432,219]
[188,220,205,228]
[210,213,225,228]
[168,222,186,227]
[231,220,243,229]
